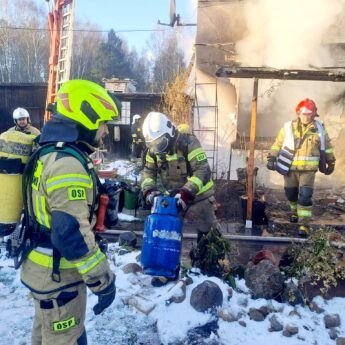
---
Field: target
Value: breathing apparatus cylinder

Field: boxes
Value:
[0,130,33,236]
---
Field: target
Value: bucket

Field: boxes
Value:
[124,189,139,210]
[240,195,267,226]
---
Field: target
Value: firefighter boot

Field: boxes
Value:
[298,225,310,238]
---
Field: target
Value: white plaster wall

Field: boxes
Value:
[194,68,238,178]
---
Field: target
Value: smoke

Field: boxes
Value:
[235,0,345,138]
[234,0,345,186]
[236,0,345,69]
[175,0,197,65]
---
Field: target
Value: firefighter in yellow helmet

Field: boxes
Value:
[177,123,190,134]
[141,112,221,285]
[267,99,335,237]
[20,80,119,345]
[9,107,41,138]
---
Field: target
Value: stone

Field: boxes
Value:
[329,328,339,340]
[238,320,247,327]
[244,260,285,299]
[324,314,341,329]
[190,280,223,313]
[281,281,304,306]
[118,248,131,256]
[249,308,265,322]
[121,262,143,274]
[217,308,238,322]
[282,324,299,337]
[309,301,325,314]
[288,309,301,319]
[269,314,283,332]
[186,320,220,345]
[227,288,233,301]
[258,305,271,317]
[252,249,276,265]
[185,276,194,286]
[118,231,137,247]
[123,296,156,315]
[336,337,345,345]
[166,280,187,304]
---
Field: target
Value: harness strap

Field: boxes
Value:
[15,142,98,272]
[52,247,62,282]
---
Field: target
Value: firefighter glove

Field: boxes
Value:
[175,187,194,210]
[145,189,162,206]
[93,278,116,315]
[266,155,277,171]
[325,163,335,175]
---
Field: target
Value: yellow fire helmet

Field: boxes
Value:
[56,79,119,130]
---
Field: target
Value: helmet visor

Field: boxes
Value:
[147,134,170,154]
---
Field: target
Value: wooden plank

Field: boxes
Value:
[246,78,258,228]
[216,66,345,81]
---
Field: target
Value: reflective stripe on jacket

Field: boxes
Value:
[141,133,214,200]
[21,149,114,294]
[270,119,335,171]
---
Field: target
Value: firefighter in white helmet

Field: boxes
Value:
[141,112,221,285]
[9,107,41,138]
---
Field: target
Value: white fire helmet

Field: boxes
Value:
[142,112,176,153]
[13,107,30,121]
[132,114,141,124]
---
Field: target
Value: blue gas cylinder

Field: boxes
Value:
[141,196,183,278]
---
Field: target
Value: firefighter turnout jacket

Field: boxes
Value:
[9,124,41,138]
[270,119,335,171]
[141,133,214,201]
[21,145,114,295]
[131,121,144,145]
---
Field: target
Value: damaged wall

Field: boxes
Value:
[195,0,345,187]
[194,69,238,178]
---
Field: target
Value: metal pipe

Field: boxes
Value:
[103,229,306,244]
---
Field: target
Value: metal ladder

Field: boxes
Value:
[56,0,75,91]
[193,81,219,178]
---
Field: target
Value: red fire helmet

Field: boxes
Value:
[295,98,318,116]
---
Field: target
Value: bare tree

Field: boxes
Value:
[0,18,14,82]
[0,0,48,82]
[148,30,186,92]
[71,20,103,79]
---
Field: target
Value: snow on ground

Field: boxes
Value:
[0,243,345,345]
[105,160,139,182]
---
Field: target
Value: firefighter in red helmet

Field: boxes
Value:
[267,99,335,237]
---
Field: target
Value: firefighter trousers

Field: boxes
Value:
[284,170,316,223]
[183,195,220,234]
[31,283,87,345]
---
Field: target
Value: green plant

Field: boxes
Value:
[189,228,235,287]
[286,227,345,294]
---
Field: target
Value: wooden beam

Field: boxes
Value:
[216,66,345,81]
[246,78,258,228]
